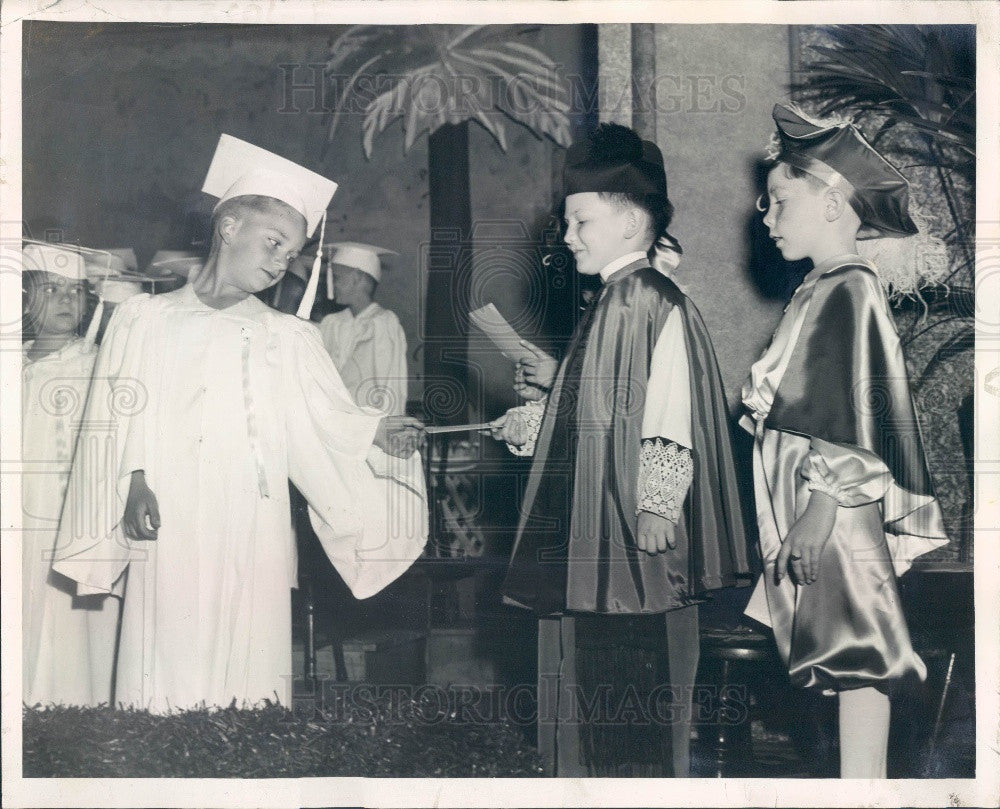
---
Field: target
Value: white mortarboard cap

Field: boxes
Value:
[324,242,397,299]
[202,134,337,319]
[22,241,87,282]
[96,278,144,304]
[326,242,397,283]
[82,248,137,277]
[201,134,338,237]
[149,249,205,279]
[107,248,138,272]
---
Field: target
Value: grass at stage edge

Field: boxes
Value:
[22,694,545,777]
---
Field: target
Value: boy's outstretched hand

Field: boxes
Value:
[374,415,425,458]
[124,470,161,540]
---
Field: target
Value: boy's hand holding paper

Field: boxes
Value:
[469,303,557,395]
[516,339,557,392]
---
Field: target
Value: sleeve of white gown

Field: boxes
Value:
[51,294,153,596]
[284,321,426,599]
[637,307,694,521]
[802,436,892,507]
[372,313,408,416]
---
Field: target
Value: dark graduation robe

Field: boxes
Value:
[502,258,749,616]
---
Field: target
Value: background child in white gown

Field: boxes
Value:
[22,243,120,707]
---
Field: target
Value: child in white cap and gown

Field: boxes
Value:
[319,243,407,416]
[21,242,120,706]
[52,135,427,713]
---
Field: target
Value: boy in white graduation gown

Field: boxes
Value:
[53,136,427,713]
[319,243,407,416]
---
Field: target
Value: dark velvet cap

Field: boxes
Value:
[772,104,918,238]
[563,123,667,199]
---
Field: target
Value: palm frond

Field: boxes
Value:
[791,24,975,166]
[325,24,572,155]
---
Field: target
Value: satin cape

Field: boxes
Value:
[503,261,749,615]
[752,263,947,694]
[766,263,940,536]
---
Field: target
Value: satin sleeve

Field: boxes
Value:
[801,437,946,576]
[802,436,892,508]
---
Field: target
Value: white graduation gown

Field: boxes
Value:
[22,338,120,706]
[52,285,426,713]
[318,302,408,415]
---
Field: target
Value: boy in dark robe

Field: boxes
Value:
[492,124,749,776]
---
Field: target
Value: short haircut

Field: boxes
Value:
[598,191,675,243]
[778,161,829,192]
[776,160,865,221]
[212,194,304,230]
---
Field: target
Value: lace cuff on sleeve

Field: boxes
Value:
[637,438,693,523]
[506,399,545,457]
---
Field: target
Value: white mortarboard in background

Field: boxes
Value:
[82,248,137,278]
[201,134,339,320]
[324,242,397,298]
[22,241,88,282]
[82,246,171,341]
[149,250,205,280]
[106,248,139,273]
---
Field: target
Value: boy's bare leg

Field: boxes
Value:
[839,686,890,778]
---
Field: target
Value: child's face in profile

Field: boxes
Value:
[761,164,829,263]
[563,192,638,276]
[223,203,308,294]
[26,271,87,338]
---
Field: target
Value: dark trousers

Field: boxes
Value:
[536,604,700,777]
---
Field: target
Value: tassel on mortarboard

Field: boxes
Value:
[297,209,327,320]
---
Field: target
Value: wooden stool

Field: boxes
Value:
[696,624,783,777]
